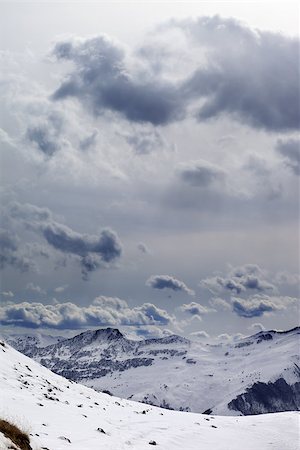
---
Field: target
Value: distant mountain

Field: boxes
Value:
[3,332,64,354]
[7,326,300,415]
[2,340,299,450]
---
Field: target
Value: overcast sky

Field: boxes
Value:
[0,1,299,341]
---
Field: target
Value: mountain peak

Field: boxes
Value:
[68,327,125,346]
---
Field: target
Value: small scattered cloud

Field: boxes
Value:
[231,294,297,318]
[54,285,69,293]
[26,282,46,295]
[275,271,300,286]
[134,326,173,339]
[200,264,276,295]
[249,322,266,333]
[137,242,150,254]
[146,274,195,295]
[180,301,212,317]
[1,291,14,298]
[190,330,210,340]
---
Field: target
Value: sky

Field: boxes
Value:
[0,1,299,342]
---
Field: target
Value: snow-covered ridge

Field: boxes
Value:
[0,341,299,450]
[6,326,300,415]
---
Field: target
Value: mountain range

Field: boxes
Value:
[6,326,300,416]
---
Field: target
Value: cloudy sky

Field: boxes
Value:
[0,1,299,341]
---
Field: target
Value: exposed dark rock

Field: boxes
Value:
[228,378,300,415]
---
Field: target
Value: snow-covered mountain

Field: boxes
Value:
[7,326,300,415]
[0,340,299,450]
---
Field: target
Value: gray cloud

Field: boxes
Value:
[0,296,173,329]
[8,202,123,279]
[146,275,195,295]
[177,160,225,187]
[52,36,183,125]
[276,139,300,175]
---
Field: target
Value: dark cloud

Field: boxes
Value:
[8,202,123,279]
[52,36,183,125]
[178,16,299,131]
[51,18,299,131]
[276,139,300,175]
[0,228,34,272]
[180,301,211,316]
[177,160,225,187]
[146,275,195,295]
[0,297,174,329]
[42,222,121,263]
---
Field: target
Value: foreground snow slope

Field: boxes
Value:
[10,327,299,414]
[0,342,299,450]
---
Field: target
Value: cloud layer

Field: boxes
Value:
[0,296,174,329]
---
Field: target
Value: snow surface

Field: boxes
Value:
[0,341,299,450]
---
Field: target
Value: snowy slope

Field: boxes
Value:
[0,341,299,450]
[9,327,300,415]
